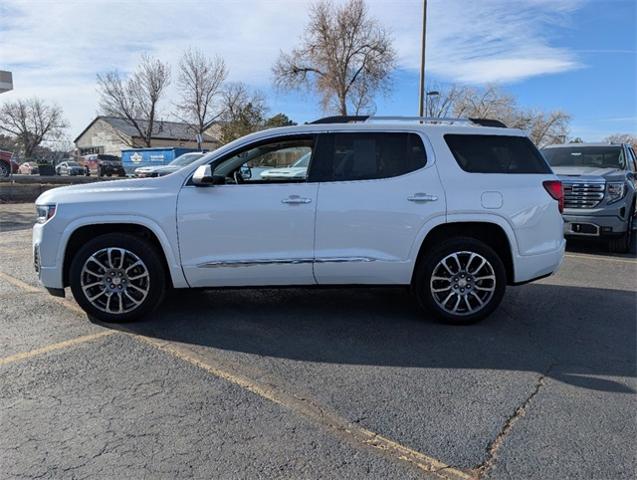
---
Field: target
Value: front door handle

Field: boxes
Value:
[407,193,438,202]
[282,195,312,204]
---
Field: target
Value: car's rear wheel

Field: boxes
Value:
[69,233,166,322]
[413,237,506,324]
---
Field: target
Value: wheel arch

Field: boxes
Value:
[411,219,516,284]
[60,218,187,289]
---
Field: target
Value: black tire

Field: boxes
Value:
[609,204,634,254]
[0,162,9,177]
[413,237,507,325]
[69,233,166,323]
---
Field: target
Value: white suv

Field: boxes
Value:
[33,116,565,324]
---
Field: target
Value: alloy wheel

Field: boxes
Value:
[430,251,496,316]
[80,247,150,314]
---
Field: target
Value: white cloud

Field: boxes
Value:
[0,0,584,135]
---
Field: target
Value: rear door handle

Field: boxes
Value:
[407,193,438,202]
[282,195,312,204]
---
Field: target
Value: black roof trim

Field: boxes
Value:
[309,115,370,124]
[468,118,507,128]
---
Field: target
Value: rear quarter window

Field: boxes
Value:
[444,134,551,174]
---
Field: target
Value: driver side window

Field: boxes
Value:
[214,137,315,184]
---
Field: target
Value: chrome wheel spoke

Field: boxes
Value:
[128,272,149,281]
[474,285,495,292]
[88,289,106,302]
[470,291,484,306]
[128,283,147,294]
[126,260,142,273]
[432,285,452,293]
[87,256,108,272]
[470,258,487,275]
[452,295,462,312]
[124,290,143,306]
[474,275,495,282]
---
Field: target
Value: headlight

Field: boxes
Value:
[36,204,56,224]
[607,182,626,204]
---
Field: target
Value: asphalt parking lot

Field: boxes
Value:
[1,203,635,479]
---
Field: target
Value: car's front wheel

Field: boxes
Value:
[609,204,634,254]
[413,237,506,324]
[69,233,166,322]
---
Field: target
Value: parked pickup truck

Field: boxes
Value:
[33,116,565,324]
[542,143,636,253]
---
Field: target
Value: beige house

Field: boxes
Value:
[74,116,219,156]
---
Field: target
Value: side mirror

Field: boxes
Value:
[192,165,214,185]
[192,165,226,186]
[240,165,252,179]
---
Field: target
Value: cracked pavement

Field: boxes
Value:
[1,203,636,479]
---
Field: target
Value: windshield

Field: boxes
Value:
[542,146,625,169]
[67,161,80,166]
[170,153,203,166]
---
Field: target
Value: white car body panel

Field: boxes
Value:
[313,164,446,285]
[33,122,565,296]
[177,182,318,287]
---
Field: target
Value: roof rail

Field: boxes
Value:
[309,115,369,124]
[365,116,470,125]
[308,115,507,128]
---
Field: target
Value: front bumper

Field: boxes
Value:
[563,213,628,237]
[33,221,64,289]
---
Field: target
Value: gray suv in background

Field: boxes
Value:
[542,143,637,252]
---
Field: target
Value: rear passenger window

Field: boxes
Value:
[444,134,552,174]
[312,133,426,182]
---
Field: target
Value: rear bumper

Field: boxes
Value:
[513,239,565,284]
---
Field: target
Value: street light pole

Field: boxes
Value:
[418,0,427,117]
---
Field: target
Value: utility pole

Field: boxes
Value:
[418,0,427,117]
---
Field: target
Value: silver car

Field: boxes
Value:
[134,152,204,178]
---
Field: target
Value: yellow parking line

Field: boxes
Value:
[564,253,637,264]
[0,270,41,293]
[135,336,473,480]
[0,331,115,367]
[1,269,472,479]
[0,271,86,315]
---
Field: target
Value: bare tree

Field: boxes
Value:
[97,54,171,147]
[218,83,268,144]
[445,85,570,147]
[424,83,465,118]
[273,0,396,115]
[604,133,637,149]
[176,48,227,137]
[0,97,68,159]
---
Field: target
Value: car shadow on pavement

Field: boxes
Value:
[566,234,637,258]
[103,282,636,394]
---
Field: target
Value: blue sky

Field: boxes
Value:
[1,0,635,143]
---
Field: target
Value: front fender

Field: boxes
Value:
[58,215,188,289]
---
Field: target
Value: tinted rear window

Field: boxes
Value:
[541,146,625,169]
[312,132,427,182]
[444,134,551,174]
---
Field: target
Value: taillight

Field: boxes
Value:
[543,180,564,213]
